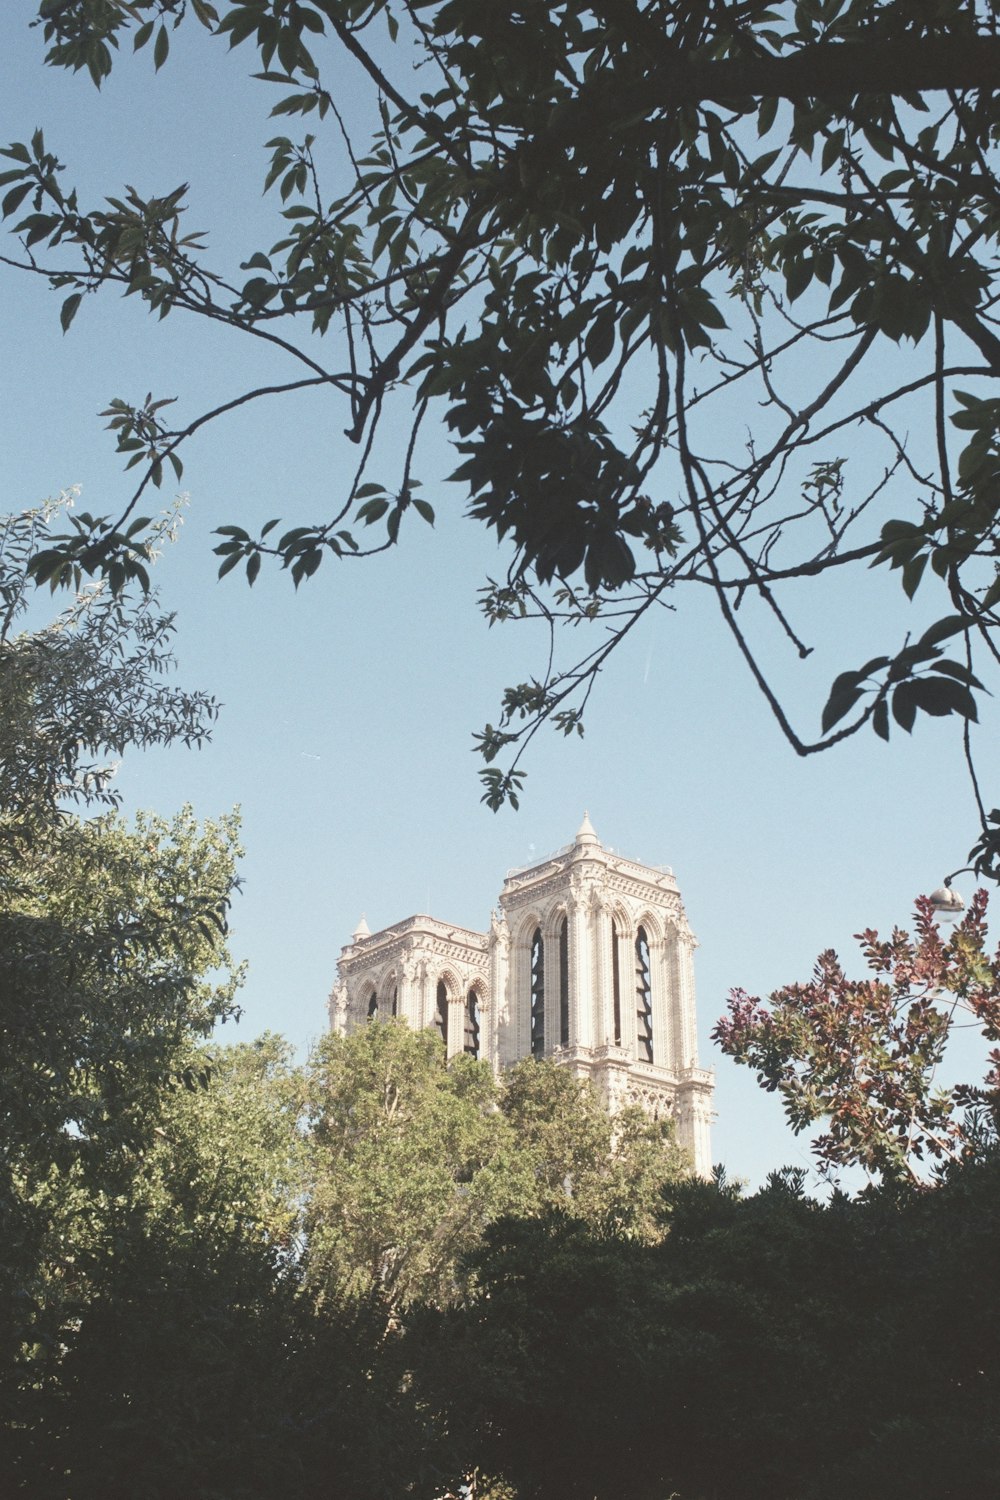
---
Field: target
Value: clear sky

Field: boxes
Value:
[2,9,992,1189]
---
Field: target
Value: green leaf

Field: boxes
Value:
[872,698,890,741]
[756,95,779,136]
[891,680,917,733]
[908,676,978,722]
[918,616,965,648]
[785,257,813,302]
[901,553,927,599]
[929,660,986,691]
[357,497,390,525]
[59,292,83,333]
[585,311,615,368]
[153,24,170,71]
[821,679,863,734]
[1,181,32,218]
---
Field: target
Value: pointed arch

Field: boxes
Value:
[360,981,378,1023]
[515,910,545,947]
[435,966,462,998]
[543,903,569,940]
[633,909,663,943]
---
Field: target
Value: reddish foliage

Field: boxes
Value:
[714,893,1000,1183]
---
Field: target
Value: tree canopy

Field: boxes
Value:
[715,889,1000,1182]
[5,1,1000,860]
[303,1022,686,1318]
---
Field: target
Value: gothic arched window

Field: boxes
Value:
[390,983,398,1018]
[435,980,449,1048]
[611,918,623,1045]
[530,927,545,1057]
[635,926,654,1063]
[464,989,480,1058]
[366,989,378,1022]
[558,915,570,1046]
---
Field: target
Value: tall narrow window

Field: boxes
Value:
[390,983,398,1018]
[366,990,378,1022]
[635,926,654,1063]
[558,915,570,1046]
[530,927,545,1057]
[464,989,480,1058]
[611,919,622,1045]
[435,980,449,1048]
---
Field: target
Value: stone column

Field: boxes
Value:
[488,912,510,1068]
[592,901,613,1046]
[507,919,533,1062]
[542,908,559,1053]
[649,930,669,1067]
[447,995,464,1060]
[671,924,698,1070]
[399,954,418,1029]
[677,1069,715,1178]
[621,918,638,1061]
[328,978,348,1034]
[567,887,592,1048]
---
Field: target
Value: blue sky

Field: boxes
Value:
[1,10,992,1189]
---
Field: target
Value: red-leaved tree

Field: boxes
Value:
[714,893,1000,1185]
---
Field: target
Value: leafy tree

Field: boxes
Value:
[714,890,1000,1183]
[6,2,1000,856]
[304,1021,533,1317]
[0,499,253,1489]
[0,498,215,841]
[303,1023,687,1320]
[416,1162,1000,1500]
[8,1038,312,1499]
[500,1056,687,1239]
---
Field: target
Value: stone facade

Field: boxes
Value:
[329,816,714,1175]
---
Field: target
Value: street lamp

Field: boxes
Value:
[928,870,971,922]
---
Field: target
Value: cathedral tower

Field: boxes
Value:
[329,817,713,1174]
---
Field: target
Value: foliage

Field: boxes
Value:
[0,803,247,1472]
[0,499,268,1494]
[7,2,1000,856]
[714,890,1000,1183]
[304,1021,532,1316]
[0,498,215,841]
[5,1038,311,1499]
[415,1161,1000,1500]
[499,1056,687,1239]
[303,1023,687,1320]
